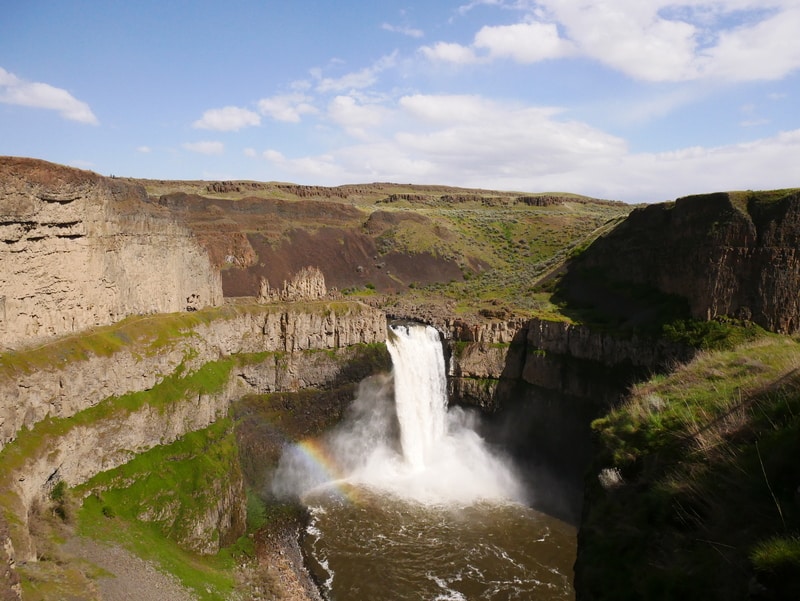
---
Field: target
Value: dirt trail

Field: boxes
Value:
[61,538,196,601]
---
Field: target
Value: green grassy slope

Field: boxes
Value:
[578,333,800,600]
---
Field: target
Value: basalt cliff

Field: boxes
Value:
[1,157,799,600]
[0,158,222,351]
[557,189,800,334]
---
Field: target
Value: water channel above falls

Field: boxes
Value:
[272,324,577,601]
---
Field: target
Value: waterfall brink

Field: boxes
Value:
[386,324,447,470]
[272,322,525,505]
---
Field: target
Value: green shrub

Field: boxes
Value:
[751,536,800,573]
[49,480,68,521]
[662,317,765,350]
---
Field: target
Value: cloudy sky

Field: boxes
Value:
[2,0,799,202]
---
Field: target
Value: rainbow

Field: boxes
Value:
[294,438,362,503]
[251,419,365,504]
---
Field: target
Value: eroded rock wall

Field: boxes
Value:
[0,157,222,350]
[0,302,386,451]
[569,190,800,334]
[259,266,327,303]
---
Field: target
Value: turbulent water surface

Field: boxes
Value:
[273,323,577,600]
[302,487,576,601]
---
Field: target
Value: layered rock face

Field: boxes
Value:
[0,301,386,566]
[0,157,222,350]
[568,190,800,334]
[0,302,386,450]
[258,266,327,303]
[447,317,692,409]
[445,316,693,522]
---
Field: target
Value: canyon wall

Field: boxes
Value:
[0,302,386,451]
[0,157,223,350]
[0,301,386,569]
[442,316,694,522]
[446,316,692,409]
[565,190,800,334]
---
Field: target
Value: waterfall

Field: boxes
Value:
[386,324,447,470]
[272,322,524,505]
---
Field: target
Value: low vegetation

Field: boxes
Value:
[581,333,800,599]
[134,176,634,320]
[75,420,244,601]
[407,203,630,316]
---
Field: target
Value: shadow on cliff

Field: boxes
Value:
[480,380,598,526]
[546,256,691,337]
[458,327,615,527]
[550,189,800,337]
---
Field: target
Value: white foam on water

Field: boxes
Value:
[305,506,335,591]
[428,573,468,601]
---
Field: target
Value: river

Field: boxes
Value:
[273,323,576,600]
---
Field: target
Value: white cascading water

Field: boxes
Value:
[386,324,447,470]
[272,323,524,505]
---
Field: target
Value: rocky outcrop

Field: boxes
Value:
[0,519,19,601]
[447,316,693,409]
[206,180,271,194]
[0,302,386,451]
[12,380,238,560]
[565,190,800,334]
[0,157,222,350]
[259,266,327,303]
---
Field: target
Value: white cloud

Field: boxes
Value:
[136,145,151,153]
[243,147,257,158]
[182,141,224,155]
[328,95,388,139]
[193,106,261,131]
[424,2,800,82]
[698,7,800,81]
[603,129,800,200]
[419,42,479,64]
[0,66,98,124]
[473,21,574,62]
[263,93,626,189]
[263,149,286,163]
[382,23,424,38]
[457,0,504,17]
[257,93,317,123]
[314,52,398,93]
[394,95,625,176]
[400,94,502,123]
[546,2,699,81]
[253,89,800,203]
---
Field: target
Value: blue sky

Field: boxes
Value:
[1,0,799,203]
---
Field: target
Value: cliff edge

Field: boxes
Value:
[0,157,222,350]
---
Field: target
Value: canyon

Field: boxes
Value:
[1,156,798,600]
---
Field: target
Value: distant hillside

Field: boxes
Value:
[121,176,623,208]
[120,171,633,320]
